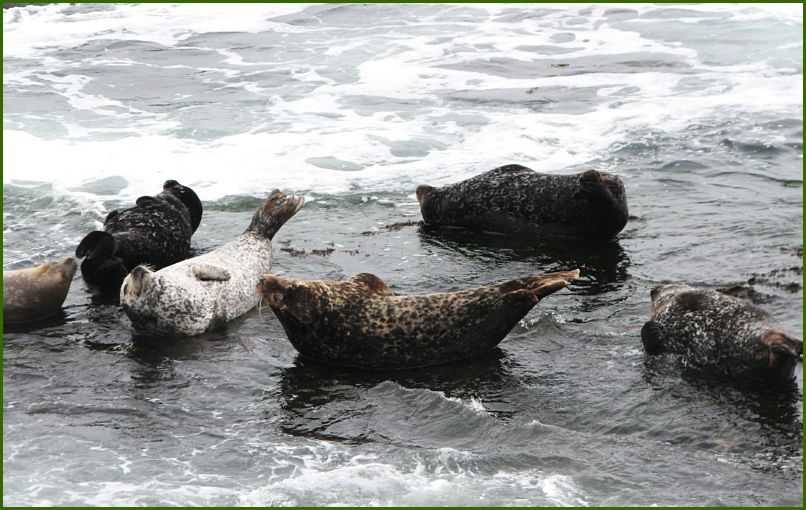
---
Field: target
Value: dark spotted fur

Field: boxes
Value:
[416,165,628,241]
[76,180,203,290]
[642,284,802,385]
[258,269,579,369]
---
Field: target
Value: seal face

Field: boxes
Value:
[75,180,203,290]
[257,269,580,369]
[3,257,78,324]
[641,284,802,385]
[120,190,304,337]
[417,165,628,241]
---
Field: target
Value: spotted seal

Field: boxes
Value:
[75,180,203,290]
[641,284,802,385]
[3,257,77,324]
[257,269,579,369]
[121,190,304,337]
[416,165,628,241]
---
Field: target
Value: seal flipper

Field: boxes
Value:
[675,291,710,312]
[348,273,392,296]
[246,189,305,239]
[641,321,665,355]
[135,196,157,207]
[193,265,231,282]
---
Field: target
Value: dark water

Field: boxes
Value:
[3,3,803,506]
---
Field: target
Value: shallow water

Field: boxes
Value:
[3,3,803,506]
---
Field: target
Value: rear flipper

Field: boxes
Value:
[247,190,305,239]
[641,321,665,355]
[76,231,128,289]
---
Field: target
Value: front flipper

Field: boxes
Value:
[135,196,157,207]
[193,265,231,281]
[675,291,710,312]
[641,320,665,355]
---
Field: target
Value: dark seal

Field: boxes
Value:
[258,269,579,370]
[641,284,802,385]
[75,180,203,290]
[416,164,628,241]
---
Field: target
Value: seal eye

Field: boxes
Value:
[122,282,129,295]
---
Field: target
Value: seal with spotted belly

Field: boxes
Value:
[416,164,628,241]
[120,190,304,337]
[641,284,802,385]
[258,269,579,369]
[3,257,77,324]
[76,180,203,290]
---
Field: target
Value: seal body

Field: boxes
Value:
[3,257,77,323]
[641,284,802,385]
[416,165,628,241]
[258,269,579,369]
[120,190,304,337]
[76,180,203,290]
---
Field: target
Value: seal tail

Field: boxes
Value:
[247,190,305,240]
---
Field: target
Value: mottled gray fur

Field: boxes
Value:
[642,284,802,384]
[258,269,579,369]
[121,190,304,336]
[417,164,628,240]
[3,258,77,323]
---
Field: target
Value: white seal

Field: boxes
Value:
[120,190,304,336]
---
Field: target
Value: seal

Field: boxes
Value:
[3,257,77,324]
[641,284,802,385]
[416,164,628,241]
[257,269,580,369]
[75,180,203,290]
[120,190,304,337]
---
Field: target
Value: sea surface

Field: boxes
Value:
[2,3,803,506]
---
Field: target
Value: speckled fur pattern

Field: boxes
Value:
[76,180,202,289]
[417,164,628,240]
[120,190,304,337]
[258,269,579,369]
[3,258,77,323]
[643,284,802,384]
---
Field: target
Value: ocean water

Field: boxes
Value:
[2,3,803,506]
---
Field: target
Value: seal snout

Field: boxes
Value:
[257,274,291,308]
[416,184,434,203]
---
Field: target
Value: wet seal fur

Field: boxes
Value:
[641,284,802,385]
[3,257,77,324]
[121,190,304,337]
[258,269,579,369]
[76,180,203,290]
[416,164,628,241]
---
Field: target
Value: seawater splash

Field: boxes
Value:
[4,3,802,203]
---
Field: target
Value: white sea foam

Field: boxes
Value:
[4,3,801,205]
